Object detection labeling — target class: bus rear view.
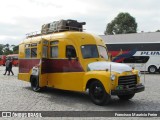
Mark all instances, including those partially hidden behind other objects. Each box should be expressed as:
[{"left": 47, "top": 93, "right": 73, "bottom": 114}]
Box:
[{"left": 0, "top": 55, "right": 6, "bottom": 66}]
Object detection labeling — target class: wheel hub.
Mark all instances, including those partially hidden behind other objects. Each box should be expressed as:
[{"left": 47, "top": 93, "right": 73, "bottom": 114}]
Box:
[{"left": 93, "top": 86, "right": 103, "bottom": 98}]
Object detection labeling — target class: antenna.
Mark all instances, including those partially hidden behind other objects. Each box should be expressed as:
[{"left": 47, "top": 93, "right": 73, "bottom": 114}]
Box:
[{"left": 109, "top": 63, "right": 112, "bottom": 94}]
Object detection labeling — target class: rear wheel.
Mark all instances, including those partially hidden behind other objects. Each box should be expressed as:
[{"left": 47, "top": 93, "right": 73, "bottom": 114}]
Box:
[
  {"left": 89, "top": 81, "right": 110, "bottom": 105},
  {"left": 31, "top": 76, "right": 42, "bottom": 92},
  {"left": 118, "top": 94, "right": 135, "bottom": 100},
  {"left": 148, "top": 65, "right": 157, "bottom": 74}
]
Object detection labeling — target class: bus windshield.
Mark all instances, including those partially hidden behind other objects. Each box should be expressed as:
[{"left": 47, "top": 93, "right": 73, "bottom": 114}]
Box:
[
  {"left": 81, "top": 45, "right": 99, "bottom": 59},
  {"left": 81, "top": 45, "right": 108, "bottom": 60},
  {"left": 97, "top": 45, "right": 109, "bottom": 60}
]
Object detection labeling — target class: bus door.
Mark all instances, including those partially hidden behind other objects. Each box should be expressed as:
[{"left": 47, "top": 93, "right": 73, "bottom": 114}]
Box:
[
  {"left": 48, "top": 40, "right": 84, "bottom": 91},
  {"left": 39, "top": 39, "right": 49, "bottom": 87},
  {"left": 61, "top": 45, "right": 84, "bottom": 91}
]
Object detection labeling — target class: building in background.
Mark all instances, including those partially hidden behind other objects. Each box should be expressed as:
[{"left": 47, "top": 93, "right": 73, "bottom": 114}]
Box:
[{"left": 100, "top": 32, "right": 160, "bottom": 43}]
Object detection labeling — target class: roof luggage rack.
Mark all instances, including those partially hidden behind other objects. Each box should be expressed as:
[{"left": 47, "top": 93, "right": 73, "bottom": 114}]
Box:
[
  {"left": 26, "top": 31, "right": 41, "bottom": 38},
  {"left": 26, "top": 19, "right": 86, "bottom": 38}
]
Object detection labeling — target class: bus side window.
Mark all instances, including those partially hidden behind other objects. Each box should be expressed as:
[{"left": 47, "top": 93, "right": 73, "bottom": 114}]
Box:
[
  {"left": 123, "top": 57, "right": 135, "bottom": 63},
  {"left": 66, "top": 45, "right": 77, "bottom": 58},
  {"left": 43, "top": 46, "right": 48, "bottom": 58},
  {"left": 50, "top": 46, "right": 58, "bottom": 58},
  {"left": 124, "top": 56, "right": 149, "bottom": 63},
  {"left": 25, "top": 48, "right": 30, "bottom": 58},
  {"left": 31, "top": 48, "right": 37, "bottom": 58},
  {"left": 42, "top": 40, "right": 49, "bottom": 58}
]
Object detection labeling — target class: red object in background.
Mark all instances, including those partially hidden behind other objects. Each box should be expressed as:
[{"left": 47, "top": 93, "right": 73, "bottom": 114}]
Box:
[
  {"left": 0, "top": 55, "right": 6, "bottom": 66},
  {"left": 6, "top": 54, "right": 19, "bottom": 66}
]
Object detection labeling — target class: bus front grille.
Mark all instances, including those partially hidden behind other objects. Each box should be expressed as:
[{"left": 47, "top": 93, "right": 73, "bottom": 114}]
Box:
[{"left": 118, "top": 75, "right": 137, "bottom": 88}]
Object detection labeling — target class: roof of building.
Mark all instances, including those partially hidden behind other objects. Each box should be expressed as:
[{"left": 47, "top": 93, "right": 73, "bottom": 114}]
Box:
[{"left": 100, "top": 32, "right": 160, "bottom": 44}]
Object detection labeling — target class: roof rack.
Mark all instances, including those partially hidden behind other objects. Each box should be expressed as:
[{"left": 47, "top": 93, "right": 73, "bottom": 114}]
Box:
[
  {"left": 26, "top": 19, "right": 86, "bottom": 38},
  {"left": 26, "top": 31, "right": 41, "bottom": 38},
  {"left": 26, "top": 26, "right": 85, "bottom": 38}
]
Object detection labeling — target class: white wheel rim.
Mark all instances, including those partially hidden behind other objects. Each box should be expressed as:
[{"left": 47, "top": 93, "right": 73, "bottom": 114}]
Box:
[{"left": 150, "top": 67, "right": 156, "bottom": 73}]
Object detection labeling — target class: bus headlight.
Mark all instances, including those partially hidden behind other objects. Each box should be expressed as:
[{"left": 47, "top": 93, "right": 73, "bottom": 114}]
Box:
[{"left": 110, "top": 74, "right": 116, "bottom": 81}]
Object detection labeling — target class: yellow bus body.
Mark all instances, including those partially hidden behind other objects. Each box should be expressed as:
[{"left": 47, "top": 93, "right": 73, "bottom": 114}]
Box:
[{"left": 18, "top": 31, "right": 144, "bottom": 105}]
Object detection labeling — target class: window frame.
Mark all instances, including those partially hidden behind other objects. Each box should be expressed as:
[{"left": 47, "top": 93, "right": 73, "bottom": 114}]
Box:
[
  {"left": 25, "top": 43, "right": 38, "bottom": 58},
  {"left": 31, "top": 48, "right": 37, "bottom": 58},
  {"left": 50, "top": 46, "right": 58, "bottom": 58},
  {"left": 42, "top": 40, "right": 49, "bottom": 58}
]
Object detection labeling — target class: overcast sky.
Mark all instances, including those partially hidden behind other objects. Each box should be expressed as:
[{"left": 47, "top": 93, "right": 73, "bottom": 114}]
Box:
[{"left": 0, "top": 0, "right": 160, "bottom": 45}]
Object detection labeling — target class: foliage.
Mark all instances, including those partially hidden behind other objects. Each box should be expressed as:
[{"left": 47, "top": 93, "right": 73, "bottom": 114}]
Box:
[
  {"left": 104, "top": 12, "right": 137, "bottom": 35},
  {"left": 13, "top": 45, "right": 19, "bottom": 54},
  {"left": 0, "top": 44, "right": 19, "bottom": 55}
]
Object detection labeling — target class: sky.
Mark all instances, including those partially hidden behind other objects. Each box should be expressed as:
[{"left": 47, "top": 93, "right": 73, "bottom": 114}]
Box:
[{"left": 0, "top": 0, "right": 160, "bottom": 45}]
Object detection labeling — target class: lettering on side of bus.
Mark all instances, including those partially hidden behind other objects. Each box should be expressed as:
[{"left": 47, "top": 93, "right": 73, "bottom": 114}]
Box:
[{"left": 141, "top": 51, "right": 160, "bottom": 55}]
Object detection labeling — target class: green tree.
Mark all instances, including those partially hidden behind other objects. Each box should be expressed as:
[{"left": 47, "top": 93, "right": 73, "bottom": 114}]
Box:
[
  {"left": 0, "top": 44, "right": 4, "bottom": 55},
  {"left": 3, "top": 44, "right": 13, "bottom": 55},
  {"left": 13, "top": 45, "right": 19, "bottom": 54},
  {"left": 104, "top": 12, "right": 137, "bottom": 35},
  {"left": 156, "top": 30, "right": 160, "bottom": 32},
  {"left": 0, "top": 44, "right": 18, "bottom": 55}
]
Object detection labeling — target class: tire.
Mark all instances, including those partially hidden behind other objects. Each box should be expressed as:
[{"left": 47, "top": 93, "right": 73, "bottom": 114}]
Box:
[
  {"left": 30, "top": 76, "right": 42, "bottom": 92},
  {"left": 89, "top": 81, "right": 110, "bottom": 106},
  {"left": 148, "top": 66, "right": 157, "bottom": 74},
  {"left": 118, "top": 94, "right": 135, "bottom": 100}
]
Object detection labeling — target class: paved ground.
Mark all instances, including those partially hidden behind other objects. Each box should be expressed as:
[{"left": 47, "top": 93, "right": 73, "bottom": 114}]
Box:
[{"left": 0, "top": 66, "right": 160, "bottom": 119}]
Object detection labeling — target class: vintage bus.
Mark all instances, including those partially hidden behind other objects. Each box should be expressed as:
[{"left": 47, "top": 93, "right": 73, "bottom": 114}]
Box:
[
  {"left": 18, "top": 27, "right": 144, "bottom": 105},
  {"left": 6, "top": 54, "right": 19, "bottom": 66},
  {"left": 0, "top": 55, "right": 6, "bottom": 66},
  {"left": 106, "top": 42, "right": 160, "bottom": 74}
]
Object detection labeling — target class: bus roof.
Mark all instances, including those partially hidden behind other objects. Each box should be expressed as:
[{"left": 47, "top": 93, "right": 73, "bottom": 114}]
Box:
[{"left": 21, "top": 31, "right": 103, "bottom": 44}]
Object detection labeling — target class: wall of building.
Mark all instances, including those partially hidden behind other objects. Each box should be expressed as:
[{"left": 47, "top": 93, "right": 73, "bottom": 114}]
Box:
[{"left": 100, "top": 32, "right": 160, "bottom": 43}]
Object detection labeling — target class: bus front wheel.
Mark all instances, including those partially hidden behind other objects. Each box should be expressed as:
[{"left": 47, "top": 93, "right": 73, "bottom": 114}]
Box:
[
  {"left": 89, "top": 81, "right": 110, "bottom": 106},
  {"left": 148, "top": 65, "right": 157, "bottom": 74},
  {"left": 30, "top": 76, "right": 42, "bottom": 92}
]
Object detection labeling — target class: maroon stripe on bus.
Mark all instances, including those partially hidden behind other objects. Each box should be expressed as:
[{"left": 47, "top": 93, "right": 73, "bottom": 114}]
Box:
[
  {"left": 19, "top": 59, "right": 40, "bottom": 73},
  {"left": 41, "top": 59, "right": 84, "bottom": 74},
  {"left": 19, "top": 59, "right": 84, "bottom": 73}
]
